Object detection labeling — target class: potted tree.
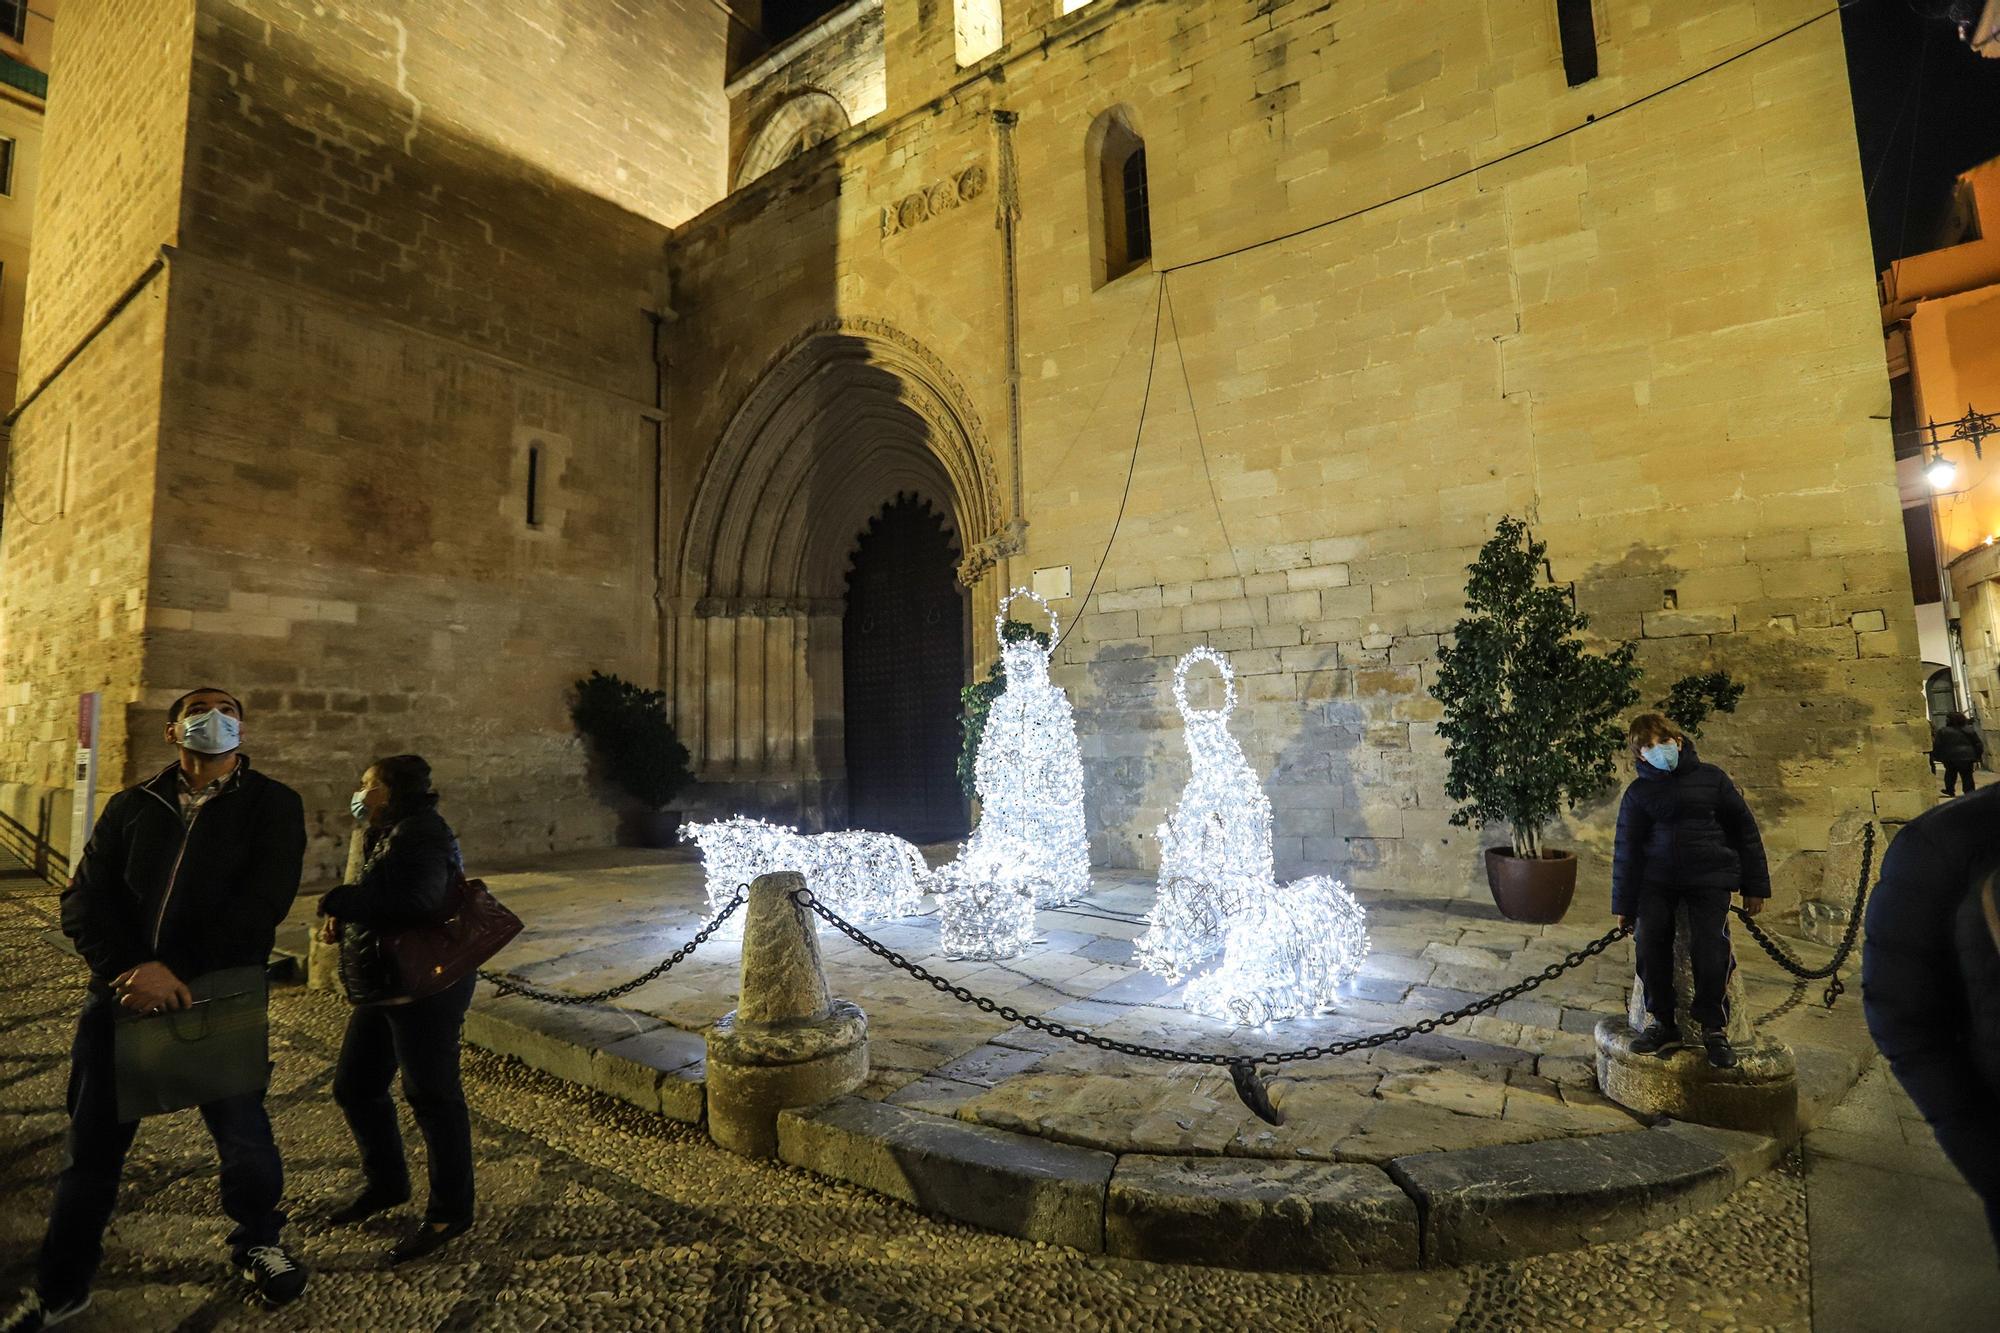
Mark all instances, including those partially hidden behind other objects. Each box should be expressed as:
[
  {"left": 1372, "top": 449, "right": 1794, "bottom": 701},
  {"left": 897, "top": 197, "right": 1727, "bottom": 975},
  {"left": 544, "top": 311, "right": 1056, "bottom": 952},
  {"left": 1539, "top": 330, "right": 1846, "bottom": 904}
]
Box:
[
  {"left": 570, "top": 670, "right": 694, "bottom": 848},
  {"left": 1432, "top": 518, "right": 1641, "bottom": 922}
]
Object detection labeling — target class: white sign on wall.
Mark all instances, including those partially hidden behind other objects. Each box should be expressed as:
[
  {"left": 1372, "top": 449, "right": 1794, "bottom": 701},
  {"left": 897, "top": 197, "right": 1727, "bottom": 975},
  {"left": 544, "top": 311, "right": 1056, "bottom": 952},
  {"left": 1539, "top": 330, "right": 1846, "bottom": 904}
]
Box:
[{"left": 70, "top": 691, "right": 100, "bottom": 862}]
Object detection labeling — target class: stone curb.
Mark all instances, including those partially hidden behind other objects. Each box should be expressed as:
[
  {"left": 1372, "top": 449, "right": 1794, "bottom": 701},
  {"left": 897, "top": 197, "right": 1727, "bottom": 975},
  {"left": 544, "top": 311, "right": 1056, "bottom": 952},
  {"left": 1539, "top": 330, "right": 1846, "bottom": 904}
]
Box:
[{"left": 462, "top": 993, "right": 707, "bottom": 1126}]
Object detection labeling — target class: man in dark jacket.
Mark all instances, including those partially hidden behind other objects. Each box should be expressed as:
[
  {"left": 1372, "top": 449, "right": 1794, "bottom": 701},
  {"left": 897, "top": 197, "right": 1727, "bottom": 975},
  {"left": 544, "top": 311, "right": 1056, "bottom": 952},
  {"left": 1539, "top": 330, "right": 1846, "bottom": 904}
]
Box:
[
  {"left": 1931, "top": 711, "right": 1986, "bottom": 797},
  {"left": 1610, "top": 715, "right": 1771, "bottom": 1069},
  {"left": 1862, "top": 784, "right": 2000, "bottom": 1254},
  {"left": 4, "top": 688, "right": 309, "bottom": 1333}
]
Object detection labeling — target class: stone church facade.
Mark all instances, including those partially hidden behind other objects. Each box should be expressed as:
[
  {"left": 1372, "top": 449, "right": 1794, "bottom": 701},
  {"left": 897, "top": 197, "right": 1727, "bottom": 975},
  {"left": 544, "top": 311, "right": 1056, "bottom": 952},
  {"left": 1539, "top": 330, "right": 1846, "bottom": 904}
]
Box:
[{"left": 0, "top": 0, "right": 1930, "bottom": 898}]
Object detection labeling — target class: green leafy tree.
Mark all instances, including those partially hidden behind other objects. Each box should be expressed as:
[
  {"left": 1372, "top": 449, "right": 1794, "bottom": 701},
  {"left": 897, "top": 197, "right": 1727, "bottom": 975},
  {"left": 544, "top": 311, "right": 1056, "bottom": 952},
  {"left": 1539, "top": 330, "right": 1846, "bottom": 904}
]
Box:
[
  {"left": 1432, "top": 517, "right": 1642, "bottom": 858},
  {"left": 957, "top": 620, "right": 1051, "bottom": 799},
  {"left": 1657, "top": 669, "right": 1744, "bottom": 739},
  {"left": 569, "top": 670, "right": 693, "bottom": 810}
]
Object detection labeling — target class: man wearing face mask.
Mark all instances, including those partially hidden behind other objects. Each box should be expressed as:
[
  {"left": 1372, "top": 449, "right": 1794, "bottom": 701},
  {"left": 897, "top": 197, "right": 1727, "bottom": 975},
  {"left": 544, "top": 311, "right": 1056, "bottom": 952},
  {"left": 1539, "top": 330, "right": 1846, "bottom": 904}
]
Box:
[
  {"left": 4, "top": 688, "right": 309, "bottom": 1333},
  {"left": 1610, "top": 712, "right": 1771, "bottom": 1070}
]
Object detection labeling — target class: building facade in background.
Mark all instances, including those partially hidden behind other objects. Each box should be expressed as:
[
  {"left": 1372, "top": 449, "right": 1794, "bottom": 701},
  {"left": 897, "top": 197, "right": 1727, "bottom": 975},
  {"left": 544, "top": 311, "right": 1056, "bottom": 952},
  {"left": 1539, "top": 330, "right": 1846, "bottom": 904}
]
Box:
[
  {"left": 0, "top": 1, "right": 1931, "bottom": 902},
  {"left": 0, "top": 0, "right": 52, "bottom": 507},
  {"left": 1882, "top": 155, "right": 2000, "bottom": 755}
]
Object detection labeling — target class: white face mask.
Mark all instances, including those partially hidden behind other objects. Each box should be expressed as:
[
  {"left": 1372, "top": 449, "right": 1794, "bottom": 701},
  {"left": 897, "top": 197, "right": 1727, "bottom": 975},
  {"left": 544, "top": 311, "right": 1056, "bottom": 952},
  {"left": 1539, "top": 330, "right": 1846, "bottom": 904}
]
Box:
[
  {"left": 350, "top": 791, "right": 371, "bottom": 821},
  {"left": 177, "top": 710, "right": 242, "bottom": 755}
]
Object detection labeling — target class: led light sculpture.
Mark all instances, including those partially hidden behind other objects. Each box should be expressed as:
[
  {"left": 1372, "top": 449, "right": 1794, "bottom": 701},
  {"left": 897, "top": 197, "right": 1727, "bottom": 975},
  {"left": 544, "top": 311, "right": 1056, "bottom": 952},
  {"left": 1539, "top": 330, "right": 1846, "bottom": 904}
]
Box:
[
  {"left": 684, "top": 815, "right": 928, "bottom": 925},
  {"left": 932, "top": 588, "right": 1092, "bottom": 958},
  {"left": 1136, "top": 647, "right": 1273, "bottom": 981},
  {"left": 1138, "top": 646, "right": 1370, "bottom": 1024}
]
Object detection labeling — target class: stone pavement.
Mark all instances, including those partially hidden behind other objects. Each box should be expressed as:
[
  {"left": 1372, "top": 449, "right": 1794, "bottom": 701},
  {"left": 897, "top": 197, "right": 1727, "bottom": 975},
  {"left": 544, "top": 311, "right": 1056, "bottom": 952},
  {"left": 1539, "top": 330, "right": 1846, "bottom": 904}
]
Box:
[
  {"left": 297, "top": 849, "right": 1886, "bottom": 1268},
  {"left": 4, "top": 868, "right": 1996, "bottom": 1330}
]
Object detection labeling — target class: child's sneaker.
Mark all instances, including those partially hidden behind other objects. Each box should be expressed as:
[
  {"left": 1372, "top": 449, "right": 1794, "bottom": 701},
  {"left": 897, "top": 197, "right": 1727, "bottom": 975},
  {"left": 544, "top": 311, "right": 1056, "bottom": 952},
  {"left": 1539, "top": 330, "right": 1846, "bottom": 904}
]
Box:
[
  {"left": 1702, "top": 1029, "right": 1739, "bottom": 1069},
  {"left": 1629, "top": 1022, "right": 1682, "bottom": 1056}
]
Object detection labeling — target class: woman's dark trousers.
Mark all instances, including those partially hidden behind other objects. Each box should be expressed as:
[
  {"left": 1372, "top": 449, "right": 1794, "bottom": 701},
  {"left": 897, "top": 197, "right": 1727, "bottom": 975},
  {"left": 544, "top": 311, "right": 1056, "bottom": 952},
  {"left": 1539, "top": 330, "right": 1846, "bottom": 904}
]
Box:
[
  {"left": 1634, "top": 885, "right": 1734, "bottom": 1031},
  {"left": 1944, "top": 762, "right": 1977, "bottom": 796},
  {"left": 333, "top": 974, "right": 476, "bottom": 1224}
]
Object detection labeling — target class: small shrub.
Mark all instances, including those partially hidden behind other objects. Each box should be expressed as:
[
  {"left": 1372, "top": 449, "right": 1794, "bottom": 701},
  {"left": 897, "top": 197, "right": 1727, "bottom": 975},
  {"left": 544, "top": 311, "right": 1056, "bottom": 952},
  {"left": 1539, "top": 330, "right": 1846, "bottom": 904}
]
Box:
[{"left": 569, "top": 670, "right": 692, "bottom": 811}]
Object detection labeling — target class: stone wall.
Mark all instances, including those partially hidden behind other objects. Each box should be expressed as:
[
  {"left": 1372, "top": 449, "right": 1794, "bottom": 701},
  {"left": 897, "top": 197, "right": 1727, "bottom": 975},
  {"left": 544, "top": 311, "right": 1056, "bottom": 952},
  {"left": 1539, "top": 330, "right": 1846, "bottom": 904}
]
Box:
[
  {"left": 667, "top": 0, "right": 1930, "bottom": 902},
  {"left": 1, "top": 0, "right": 736, "bottom": 881},
  {"left": 729, "top": 0, "right": 887, "bottom": 187}
]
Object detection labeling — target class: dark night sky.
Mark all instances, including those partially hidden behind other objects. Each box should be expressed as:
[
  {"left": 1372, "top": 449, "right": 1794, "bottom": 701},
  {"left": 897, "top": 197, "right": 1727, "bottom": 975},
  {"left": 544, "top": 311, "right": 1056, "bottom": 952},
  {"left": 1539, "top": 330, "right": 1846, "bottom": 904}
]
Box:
[
  {"left": 754, "top": 1, "right": 1999, "bottom": 270},
  {"left": 1840, "top": 0, "right": 2000, "bottom": 270}
]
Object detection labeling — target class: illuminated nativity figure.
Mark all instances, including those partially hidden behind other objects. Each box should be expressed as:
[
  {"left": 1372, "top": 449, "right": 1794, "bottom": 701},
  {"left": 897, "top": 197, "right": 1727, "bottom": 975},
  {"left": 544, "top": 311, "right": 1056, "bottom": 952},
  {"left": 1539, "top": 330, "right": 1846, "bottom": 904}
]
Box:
[
  {"left": 1137, "top": 645, "right": 1371, "bottom": 1024},
  {"left": 932, "top": 589, "right": 1093, "bottom": 958}
]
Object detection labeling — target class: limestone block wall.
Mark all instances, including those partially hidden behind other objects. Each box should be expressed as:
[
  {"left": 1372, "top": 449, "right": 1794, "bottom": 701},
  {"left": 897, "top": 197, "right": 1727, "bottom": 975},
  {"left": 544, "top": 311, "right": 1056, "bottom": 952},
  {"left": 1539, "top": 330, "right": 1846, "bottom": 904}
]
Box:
[{"left": 669, "top": 0, "right": 1930, "bottom": 902}]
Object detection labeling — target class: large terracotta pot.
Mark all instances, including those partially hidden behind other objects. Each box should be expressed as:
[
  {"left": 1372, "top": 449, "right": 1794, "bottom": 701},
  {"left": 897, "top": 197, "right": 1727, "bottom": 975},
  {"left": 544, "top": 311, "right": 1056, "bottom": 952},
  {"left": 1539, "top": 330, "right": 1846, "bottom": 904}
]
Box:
[{"left": 1484, "top": 847, "right": 1578, "bottom": 923}]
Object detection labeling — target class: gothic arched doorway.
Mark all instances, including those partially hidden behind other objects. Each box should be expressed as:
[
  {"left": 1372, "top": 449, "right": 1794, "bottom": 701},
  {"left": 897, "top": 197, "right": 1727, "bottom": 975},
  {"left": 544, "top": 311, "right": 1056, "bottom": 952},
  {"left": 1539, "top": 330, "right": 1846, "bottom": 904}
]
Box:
[{"left": 842, "top": 494, "right": 969, "bottom": 842}]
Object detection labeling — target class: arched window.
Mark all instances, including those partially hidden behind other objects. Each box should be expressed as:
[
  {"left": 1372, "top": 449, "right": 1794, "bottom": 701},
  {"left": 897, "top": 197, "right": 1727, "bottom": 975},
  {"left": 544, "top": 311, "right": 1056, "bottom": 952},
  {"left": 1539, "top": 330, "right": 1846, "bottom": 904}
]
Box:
[
  {"left": 955, "top": 0, "right": 1003, "bottom": 66},
  {"left": 1086, "top": 106, "right": 1152, "bottom": 287},
  {"left": 736, "top": 90, "right": 851, "bottom": 188}
]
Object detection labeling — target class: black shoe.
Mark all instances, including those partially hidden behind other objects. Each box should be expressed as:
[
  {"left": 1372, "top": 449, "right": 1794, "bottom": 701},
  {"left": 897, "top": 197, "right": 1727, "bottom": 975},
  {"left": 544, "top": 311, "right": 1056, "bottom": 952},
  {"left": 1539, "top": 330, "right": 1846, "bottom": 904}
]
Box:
[
  {"left": 1703, "top": 1029, "right": 1739, "bottom": 1069},
  {"left": 1629, "top": 1021, "right": 1683, "bottom": 1056},
  {"left": 329, "top": 1184, "right": 411, "bottom": 1225},
  {"left": 235, "top": 1243, "right": 309, "bottom": 1307},
  {"left": 389, "top": 1218, "right": 471, "bottom": 1265},
  {"left": 1, "top": 1289, "right": 90, "bottom": 1333}
]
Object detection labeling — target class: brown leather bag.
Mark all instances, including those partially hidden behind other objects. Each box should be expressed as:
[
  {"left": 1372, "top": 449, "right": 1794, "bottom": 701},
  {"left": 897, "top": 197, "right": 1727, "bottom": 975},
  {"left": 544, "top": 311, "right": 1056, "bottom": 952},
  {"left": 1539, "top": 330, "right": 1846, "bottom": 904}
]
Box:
[{"left": 379, "top": 870, "right": 523, "bottom": 1002}]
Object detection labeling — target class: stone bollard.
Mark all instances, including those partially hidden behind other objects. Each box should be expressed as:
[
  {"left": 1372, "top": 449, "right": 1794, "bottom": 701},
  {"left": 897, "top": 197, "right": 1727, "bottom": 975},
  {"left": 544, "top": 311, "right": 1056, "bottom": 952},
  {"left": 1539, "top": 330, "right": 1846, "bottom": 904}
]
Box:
[
  {"left": 705, "top": 871, "right": 869, "bottom": 1158},
  {"left": 1594, "top": 902, "right": 1798, "bottom": 1138},
  {"left": 307, "top": 826, "right": 366, "bottom": 992}
]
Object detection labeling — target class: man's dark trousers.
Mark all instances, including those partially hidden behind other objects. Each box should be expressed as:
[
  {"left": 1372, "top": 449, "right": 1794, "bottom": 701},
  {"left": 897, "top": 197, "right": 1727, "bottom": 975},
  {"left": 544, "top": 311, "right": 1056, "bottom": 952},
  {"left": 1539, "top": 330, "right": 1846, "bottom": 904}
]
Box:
[
  {"left": 1944, "top": 762, "right": 1978, "bottom": 796},
  {"left": 36, "top": 994, "right": 285, "bottom": 1305},
  {"left": 1634, "top": 885, "right": 1734, "bottom": 1030}
]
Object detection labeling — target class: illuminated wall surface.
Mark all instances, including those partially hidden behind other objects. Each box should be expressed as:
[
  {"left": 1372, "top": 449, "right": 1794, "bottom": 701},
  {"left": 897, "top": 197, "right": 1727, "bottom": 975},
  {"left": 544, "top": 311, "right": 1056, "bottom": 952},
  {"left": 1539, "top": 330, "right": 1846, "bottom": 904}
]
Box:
[{"left": 0, "top": 1, "right": 1931, "bottom": 907}]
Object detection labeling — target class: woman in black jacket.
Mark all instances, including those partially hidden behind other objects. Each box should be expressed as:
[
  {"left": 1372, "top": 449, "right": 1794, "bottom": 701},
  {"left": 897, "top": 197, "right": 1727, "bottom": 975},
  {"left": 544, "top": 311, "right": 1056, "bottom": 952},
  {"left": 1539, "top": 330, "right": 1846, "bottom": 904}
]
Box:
[
  {"left": 1610, "top": 714, "right": 1771, "bottom": 1069},
  {"left": 317, "top": 754, "right": 476, "bottom": 1263}
]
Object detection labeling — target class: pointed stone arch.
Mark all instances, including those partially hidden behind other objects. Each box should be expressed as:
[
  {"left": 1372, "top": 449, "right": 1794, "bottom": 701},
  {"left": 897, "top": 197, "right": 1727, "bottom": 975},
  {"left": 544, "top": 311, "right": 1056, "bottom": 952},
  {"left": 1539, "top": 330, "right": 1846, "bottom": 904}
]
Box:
[
  {"left": 671, "top": 318, "right": 1008, "bottom": 825},
  {"left": 735, "top": 89, "right": 851, "bottom": 188}
]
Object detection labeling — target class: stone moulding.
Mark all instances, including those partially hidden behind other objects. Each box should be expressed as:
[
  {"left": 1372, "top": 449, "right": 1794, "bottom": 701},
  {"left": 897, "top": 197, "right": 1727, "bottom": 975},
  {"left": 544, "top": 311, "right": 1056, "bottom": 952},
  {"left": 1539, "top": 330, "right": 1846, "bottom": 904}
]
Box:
[{"left": 879, "top": 164, "right": 990, "bottom": 238}]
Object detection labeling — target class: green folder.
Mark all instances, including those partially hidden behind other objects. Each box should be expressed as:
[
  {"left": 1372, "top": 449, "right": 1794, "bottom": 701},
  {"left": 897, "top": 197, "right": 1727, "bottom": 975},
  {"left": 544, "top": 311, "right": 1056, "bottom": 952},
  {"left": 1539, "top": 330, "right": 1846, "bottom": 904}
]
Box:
[{"left": 113, "top": 966, "right": 271, "bottom": 1123}]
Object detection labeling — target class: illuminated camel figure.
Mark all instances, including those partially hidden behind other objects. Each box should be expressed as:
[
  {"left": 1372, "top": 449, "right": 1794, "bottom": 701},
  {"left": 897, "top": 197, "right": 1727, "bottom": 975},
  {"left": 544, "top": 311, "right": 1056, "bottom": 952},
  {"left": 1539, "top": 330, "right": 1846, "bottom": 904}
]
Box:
[
  {"left": 1135, "top": 646, "right": 1273, "bottom": 981},
  {"left": 1138, "top": 646, "right": 1371, "bottom": 1025},
  {"left": 683, "top": 816, "right": 929, "bottom": 925},
  {"left": 932, "top": 589, "right": 1092, "bottom": 958}
]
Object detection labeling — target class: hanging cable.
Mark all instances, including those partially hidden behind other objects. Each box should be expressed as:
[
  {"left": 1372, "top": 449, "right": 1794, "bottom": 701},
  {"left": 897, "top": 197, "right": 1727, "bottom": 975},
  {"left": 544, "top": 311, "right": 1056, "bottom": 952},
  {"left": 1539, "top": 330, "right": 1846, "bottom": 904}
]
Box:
[
  {"left": 1053, "top": 274, "right": 1165, "bottom": 655},
  {"left": 1161, "top": 273, "right": 1242, "bottom": 581}
]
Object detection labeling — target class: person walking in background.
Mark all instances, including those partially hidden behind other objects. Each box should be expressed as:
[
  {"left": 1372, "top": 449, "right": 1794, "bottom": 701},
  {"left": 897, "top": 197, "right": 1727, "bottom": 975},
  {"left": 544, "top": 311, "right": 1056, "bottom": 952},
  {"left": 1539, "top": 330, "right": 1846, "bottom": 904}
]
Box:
[
  {"left": 5, "top": 688, "right": 309, "bottom": 1333},
  {"left": 1863, "top": 783, "right": 2000, "bottom": 1257},
  {"left": 318, "top": 754, "right": 479, "bottom": 1264},
  {"left": 1610, "top": 713, "right": 1772, "bottom": 1071},
  {"left": 1931, "top": 711, "right": 1986, "bottom": 797}
]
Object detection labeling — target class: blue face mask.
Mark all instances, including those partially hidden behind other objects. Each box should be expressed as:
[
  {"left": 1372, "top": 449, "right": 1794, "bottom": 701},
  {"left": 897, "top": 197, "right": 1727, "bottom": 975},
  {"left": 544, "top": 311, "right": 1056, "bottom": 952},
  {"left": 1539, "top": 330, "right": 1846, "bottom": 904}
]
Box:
[{"left": 1641, "top": 743, "right": 1680, "bottom": 772}]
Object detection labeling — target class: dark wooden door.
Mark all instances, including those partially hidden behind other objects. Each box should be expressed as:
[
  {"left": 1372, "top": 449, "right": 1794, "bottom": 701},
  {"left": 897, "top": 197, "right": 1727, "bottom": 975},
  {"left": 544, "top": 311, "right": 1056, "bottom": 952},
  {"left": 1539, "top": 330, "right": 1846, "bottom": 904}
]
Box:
[{"left": 843, "top": 494, "right": 969, "bottom": 843}]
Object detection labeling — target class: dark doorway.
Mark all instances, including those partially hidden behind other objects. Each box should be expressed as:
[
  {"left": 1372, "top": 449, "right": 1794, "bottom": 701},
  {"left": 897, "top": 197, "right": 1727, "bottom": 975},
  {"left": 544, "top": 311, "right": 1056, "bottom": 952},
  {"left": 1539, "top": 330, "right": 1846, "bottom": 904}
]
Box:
[{"left": 842, "top": 494, "right": 969, "bottom": 843}]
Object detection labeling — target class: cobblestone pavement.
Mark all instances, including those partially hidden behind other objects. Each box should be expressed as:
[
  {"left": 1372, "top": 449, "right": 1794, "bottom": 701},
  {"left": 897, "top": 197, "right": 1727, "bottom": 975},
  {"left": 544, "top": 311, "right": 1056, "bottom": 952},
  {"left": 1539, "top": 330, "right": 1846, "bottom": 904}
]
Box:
[{"left": 0, "top": 876, "right": 1838, "bottom": 1331}]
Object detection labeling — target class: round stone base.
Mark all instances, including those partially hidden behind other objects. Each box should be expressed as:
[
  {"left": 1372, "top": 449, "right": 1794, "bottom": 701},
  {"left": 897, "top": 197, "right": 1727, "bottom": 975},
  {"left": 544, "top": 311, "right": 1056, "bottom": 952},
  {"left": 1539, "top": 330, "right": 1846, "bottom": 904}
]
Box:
[
  {"left": 1594, "top": 1018, "right": 1798, "bottom": 1139},
  {"left": 707, "top": 998, "right": 870, "bottom": 1158}
]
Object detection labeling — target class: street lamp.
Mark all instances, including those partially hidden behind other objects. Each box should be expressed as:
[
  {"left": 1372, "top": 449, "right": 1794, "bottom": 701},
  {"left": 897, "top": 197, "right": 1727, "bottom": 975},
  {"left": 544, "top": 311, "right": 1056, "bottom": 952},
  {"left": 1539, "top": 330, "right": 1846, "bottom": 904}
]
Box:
[{"left": 1926, "top": 448, "right": 1959, "bottom": 490}]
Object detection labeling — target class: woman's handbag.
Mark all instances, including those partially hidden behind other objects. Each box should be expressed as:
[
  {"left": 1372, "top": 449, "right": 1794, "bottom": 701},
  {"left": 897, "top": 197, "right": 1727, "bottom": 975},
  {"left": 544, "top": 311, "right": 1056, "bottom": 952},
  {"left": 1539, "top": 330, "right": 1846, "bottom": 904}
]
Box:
[
  {"left": 113, "top": 965, "right": 270, "bottom": 1122},
  {"left": 376, "top": 870, "right": 522, "bottom": 1003}
]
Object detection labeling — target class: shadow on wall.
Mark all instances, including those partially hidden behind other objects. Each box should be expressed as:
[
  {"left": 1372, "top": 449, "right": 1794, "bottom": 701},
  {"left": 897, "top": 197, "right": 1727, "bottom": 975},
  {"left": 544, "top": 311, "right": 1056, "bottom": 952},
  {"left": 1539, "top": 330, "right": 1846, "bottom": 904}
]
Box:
[
  {"left": 1268, "top": 682, "right": 1366, "bottom": 887},
  {"left": 1553, "top": 542, "right": 1837, "bottom": 913},
  {"left": 1072, "top": 641, "right": 1169, "bottom": 869}
]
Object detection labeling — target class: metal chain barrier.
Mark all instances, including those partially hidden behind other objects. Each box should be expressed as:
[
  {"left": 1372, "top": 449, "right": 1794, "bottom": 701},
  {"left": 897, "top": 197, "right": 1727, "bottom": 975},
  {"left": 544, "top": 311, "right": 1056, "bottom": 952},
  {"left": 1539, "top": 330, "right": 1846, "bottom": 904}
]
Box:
[
  {"left": 477, "top": 886, "right": 747, "bottom": 1006},
  {"left": 793, "top": 886, "right": 1631, "bottom": 1072},
  {"left": 1729, "top": 822, "right": 1875, "bottom": 1008}
]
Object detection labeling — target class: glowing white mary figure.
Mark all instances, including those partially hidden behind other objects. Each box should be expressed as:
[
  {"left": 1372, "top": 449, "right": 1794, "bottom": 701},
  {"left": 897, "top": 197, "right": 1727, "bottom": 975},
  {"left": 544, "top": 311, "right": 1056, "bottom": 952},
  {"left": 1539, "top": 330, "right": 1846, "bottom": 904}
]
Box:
[
  {"left": 1138, "top": 645, "right": 1371, "bottom": 1024},
  {"left": 934, "top": 588, "right": 1092, "bottom": 957},
  {"left": 1136, "top": 647, "right": 1271, "bottom": 981}
]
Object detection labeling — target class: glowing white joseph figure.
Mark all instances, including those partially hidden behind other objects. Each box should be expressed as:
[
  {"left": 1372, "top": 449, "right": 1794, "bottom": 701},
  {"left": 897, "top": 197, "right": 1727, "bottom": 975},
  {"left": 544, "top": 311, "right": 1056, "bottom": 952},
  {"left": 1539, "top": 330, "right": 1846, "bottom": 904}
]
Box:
[
  {"left": 1138, "top": 646, "right": 1371, "bottom": 1024},
  {"left": 932, "top": 589, "right": 1092, "bottom": 957}
]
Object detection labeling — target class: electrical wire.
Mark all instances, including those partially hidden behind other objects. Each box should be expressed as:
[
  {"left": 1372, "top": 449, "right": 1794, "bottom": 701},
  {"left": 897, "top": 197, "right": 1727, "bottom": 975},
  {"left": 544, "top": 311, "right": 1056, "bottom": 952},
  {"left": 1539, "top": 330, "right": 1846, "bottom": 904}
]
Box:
[
  {"left": 1053, "top": 274, "right": 1164, "bottom": 656},
  {"left": 1161, "top": 273, "right": 1241, "bottom": 581}
]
